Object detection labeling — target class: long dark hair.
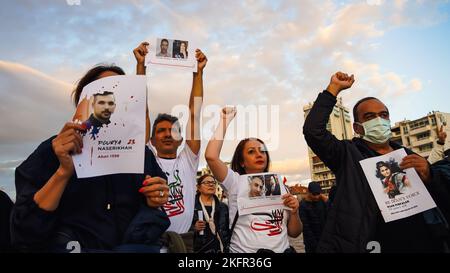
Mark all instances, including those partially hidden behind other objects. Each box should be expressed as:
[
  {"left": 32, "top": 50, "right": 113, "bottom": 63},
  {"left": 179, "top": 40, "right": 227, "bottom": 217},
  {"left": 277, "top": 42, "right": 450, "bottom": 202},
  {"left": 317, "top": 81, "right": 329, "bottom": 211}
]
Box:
[
  {"left": 231, "top": 138, "right": 270, "bottom": 175},
  {"left": 71, "top": 64, "right": 125, "bottom": 107}
]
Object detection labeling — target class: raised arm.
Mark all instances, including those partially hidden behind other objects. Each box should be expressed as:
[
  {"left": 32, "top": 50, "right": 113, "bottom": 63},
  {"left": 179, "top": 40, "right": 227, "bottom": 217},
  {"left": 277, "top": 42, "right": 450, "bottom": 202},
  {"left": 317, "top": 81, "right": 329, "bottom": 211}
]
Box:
[
  {"left": 428, "top": 125, "right": 447, "bottom": 164},
  {"left": 133, "top": 42, "right": 152, "bottom": 143},
  {"left": 186, "top": 49, "right": 207, "bottom": 155},
  {"left": 205, "top": 107, "right": 236, "bottom": 182},
  {"left": 303, "top": 72, "right": 355, "bottom": 173},
  {"left": 133, "top": 41, "right": 149, "bottom": 76}
]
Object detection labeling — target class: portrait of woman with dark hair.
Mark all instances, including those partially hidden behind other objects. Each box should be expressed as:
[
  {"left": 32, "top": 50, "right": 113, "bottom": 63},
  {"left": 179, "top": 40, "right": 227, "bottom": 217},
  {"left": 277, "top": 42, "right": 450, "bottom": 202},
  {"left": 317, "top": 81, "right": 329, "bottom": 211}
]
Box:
[
  {"left": 174, "top": 41, "right": 188, "bottom": 59},
  {"left": 375, "top": 160, "right": 411, "bottom": 199}
]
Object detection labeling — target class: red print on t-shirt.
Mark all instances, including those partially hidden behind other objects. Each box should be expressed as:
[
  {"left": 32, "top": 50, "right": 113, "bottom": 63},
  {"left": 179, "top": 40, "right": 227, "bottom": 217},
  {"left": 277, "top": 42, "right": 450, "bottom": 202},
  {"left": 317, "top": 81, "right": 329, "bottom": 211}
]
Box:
[{"left": 250, "top": 209, "right": 284, "bottom": 236}]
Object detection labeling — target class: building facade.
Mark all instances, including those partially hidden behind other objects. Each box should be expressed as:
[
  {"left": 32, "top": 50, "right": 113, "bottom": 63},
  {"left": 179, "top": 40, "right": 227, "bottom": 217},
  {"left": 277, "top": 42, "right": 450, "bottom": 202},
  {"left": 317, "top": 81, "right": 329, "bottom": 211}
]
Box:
[
  {"left": 391, "top": 111, "right": 449, "bottom": 158},
  {"left": 303, "top": 97, "right": 353, "bottom": 194}
]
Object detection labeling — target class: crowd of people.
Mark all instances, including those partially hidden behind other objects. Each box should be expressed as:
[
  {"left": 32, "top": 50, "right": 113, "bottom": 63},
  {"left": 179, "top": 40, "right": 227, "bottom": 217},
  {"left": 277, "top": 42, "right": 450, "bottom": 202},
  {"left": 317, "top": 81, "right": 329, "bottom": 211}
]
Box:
[{"left": 0, "top": 42, "right": 449, "bottom": 253}]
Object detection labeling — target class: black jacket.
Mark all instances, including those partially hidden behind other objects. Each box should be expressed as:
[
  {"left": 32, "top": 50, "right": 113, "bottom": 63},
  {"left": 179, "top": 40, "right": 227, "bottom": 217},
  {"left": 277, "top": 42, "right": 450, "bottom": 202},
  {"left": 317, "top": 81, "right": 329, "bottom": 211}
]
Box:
[
  {"left": 0, "top": 190, "right": 13, "bottom": 252},
  {"left": 11, "top": 136, "right": 169, "bottom": 252},
  {"left": 428, "top": 158, "right": 450, "bottom": 226},
  {"left": 299, "top": 199, "right": 328, "bottom": 252},
  {"left": 191, "top": 193, "right": 230, "bottom": 253},
  {"left": 303, "top": 91, "right": 449, "bottom": 253}
]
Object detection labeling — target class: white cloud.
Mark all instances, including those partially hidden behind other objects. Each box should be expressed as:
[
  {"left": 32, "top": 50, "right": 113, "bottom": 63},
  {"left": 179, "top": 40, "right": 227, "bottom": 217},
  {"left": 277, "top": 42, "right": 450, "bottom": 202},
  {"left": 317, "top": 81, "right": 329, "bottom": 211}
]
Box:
[
  {"left": 271, "top": 158, "right": 310, "bottom": 176},
  {"left": 0, "top": 0, "right": 447, "bottom": 190},
  {"left": 0, "top": 60, "right": 73, "bottom": 144}
]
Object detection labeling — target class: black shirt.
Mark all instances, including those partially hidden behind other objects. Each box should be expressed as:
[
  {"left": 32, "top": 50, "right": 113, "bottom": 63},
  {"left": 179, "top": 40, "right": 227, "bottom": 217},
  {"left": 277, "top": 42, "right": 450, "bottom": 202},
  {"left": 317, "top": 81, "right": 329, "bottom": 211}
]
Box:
[
  {"left": 0, "top": 191, "right": 13, "bottom": 252},
  {"left": 11, "top": 136, "right": 167, "bottom": 252}
]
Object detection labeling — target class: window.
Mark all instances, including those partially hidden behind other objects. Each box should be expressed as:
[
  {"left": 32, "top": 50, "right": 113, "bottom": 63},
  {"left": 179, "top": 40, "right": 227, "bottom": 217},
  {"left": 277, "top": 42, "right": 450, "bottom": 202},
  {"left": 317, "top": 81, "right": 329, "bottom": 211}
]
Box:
[
  {"left": 419, "top": 143, "right": 433, "bottom": 152},
  {"left": 410, "top": 119, "right": 429, "bottom": 130},
  {"left": 431, "top": 116, "right": 436, "bottom": 125},
  {"left": 416, "top": 132, "right": 430, "bottom": 141},
  {"left": 312, "top": 156, "right": 322, "bottom": 164}
]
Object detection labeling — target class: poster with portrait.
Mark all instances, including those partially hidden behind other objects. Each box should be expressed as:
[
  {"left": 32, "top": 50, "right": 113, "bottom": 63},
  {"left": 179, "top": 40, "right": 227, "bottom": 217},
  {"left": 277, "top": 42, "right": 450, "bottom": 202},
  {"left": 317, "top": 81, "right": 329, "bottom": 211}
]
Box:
[
  {"left": 72, "top": 75, "right": 147, "bottom": 178},
  {"left": 145, "top": 37, "right": 198, "bottom": 72},
  {"left": 359, "top": 149, "right": 436, "bottom": 222},
  {"left": 237, "top": 172, "right": 290, "bottom": 216}
]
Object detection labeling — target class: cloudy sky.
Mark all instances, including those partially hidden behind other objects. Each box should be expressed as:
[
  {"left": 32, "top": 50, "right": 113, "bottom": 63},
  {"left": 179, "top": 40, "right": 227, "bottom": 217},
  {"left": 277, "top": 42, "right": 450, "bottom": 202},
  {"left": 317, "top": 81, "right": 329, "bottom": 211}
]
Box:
[{"left": 1, "top": 0, "right": 450, "bottom": 200}]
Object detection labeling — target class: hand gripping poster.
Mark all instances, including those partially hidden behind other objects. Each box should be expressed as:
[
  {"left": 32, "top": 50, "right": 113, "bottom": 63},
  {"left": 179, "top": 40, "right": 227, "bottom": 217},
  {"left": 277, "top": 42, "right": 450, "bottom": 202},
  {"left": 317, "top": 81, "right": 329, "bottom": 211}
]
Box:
[
  {"left": 237, "top": 172, "right": 290, "bottom": 216},
  {"left": 72, "top": 75, "right": 147, "bottom": 178},
  {"left": 359, "top": 149, "right": 436, "bottom": 222}
]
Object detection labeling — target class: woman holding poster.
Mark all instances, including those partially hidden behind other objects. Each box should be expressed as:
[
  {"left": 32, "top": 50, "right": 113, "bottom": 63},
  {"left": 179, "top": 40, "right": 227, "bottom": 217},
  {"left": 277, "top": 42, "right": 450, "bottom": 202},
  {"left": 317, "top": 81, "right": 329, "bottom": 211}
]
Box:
[
  {"left": 205, "top": 107, "right": 302, "bottom": 253},
  {"left": 10, "top": 43, "right": 170, "bottom": 253}
]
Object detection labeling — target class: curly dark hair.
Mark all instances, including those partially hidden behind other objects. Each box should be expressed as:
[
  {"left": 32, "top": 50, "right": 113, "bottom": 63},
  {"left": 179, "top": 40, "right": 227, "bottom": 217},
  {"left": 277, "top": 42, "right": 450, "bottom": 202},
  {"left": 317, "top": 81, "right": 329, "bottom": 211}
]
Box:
[{"left": 375, "top": 158, "right": 403, "bottom": 180}]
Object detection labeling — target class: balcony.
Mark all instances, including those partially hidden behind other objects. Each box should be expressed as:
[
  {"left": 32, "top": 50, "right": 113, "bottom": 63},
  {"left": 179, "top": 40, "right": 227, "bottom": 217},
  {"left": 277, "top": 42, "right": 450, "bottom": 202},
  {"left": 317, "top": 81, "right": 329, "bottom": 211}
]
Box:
[
  {"left": 409, "top": 125, "right": 431, "bottom": 136},
  {"left": 417, "top": 150, "right": 432, "bottom": 158},
  {"left": 412, "top": 138, "right": 433, "bottom": 147},
  {"left": 391, "top": 131, "right": 402, "bottom": 137},
  {"left": 313, "top": 167, "right": 330, "bottom": 174}
]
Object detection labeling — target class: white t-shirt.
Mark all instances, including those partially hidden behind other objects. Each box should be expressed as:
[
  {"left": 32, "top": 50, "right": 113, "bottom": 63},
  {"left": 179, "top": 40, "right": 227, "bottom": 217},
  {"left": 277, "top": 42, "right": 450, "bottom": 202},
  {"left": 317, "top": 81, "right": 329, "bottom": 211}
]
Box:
[
  {"left": 150, "top": 145, "right": 199, "bottom": 234},
  {"left": 222, "top": 168, "right": 290, "bottom": 253}
]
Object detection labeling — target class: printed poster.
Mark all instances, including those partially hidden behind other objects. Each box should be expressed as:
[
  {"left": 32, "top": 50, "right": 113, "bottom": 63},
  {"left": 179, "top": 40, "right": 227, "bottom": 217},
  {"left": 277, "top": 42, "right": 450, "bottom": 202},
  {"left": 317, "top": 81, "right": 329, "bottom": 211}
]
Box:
[
  {"left": 359, "top": 149, "right": 436, "bottom": 222},
  {"left": 72, "top": 75, "right": 147, "bottom": 178}
]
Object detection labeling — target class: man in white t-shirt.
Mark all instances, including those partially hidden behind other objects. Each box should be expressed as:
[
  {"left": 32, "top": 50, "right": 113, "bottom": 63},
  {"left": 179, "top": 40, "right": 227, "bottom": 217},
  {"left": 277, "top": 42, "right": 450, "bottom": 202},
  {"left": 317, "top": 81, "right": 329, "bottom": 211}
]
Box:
[{"left": 148, "top": 49, "right": 207, "bottom": 252}]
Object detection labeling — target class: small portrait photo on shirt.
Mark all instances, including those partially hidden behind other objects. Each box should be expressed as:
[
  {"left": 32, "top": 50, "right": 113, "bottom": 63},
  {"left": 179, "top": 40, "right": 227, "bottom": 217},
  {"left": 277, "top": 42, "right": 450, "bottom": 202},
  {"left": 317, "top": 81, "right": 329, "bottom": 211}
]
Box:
[
  {"left": 263, "top": 174, "right": 282, "bottom": 196},
  {"left": 247, "top": 175, "right": 265, "bottom": 198}
]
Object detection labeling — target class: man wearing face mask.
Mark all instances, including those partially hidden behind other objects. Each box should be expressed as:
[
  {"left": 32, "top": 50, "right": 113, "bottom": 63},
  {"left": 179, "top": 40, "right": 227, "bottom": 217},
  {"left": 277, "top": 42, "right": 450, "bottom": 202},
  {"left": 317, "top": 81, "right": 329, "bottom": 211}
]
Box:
[{"left": 303, "top": 71, "right": 449, "bottom": 253}]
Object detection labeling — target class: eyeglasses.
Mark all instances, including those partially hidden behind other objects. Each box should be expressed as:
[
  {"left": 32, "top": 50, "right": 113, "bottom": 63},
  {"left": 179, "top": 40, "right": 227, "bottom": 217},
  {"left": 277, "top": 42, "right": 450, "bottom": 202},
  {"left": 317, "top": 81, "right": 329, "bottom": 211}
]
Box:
[{"left": 201, "top": 180, "right": 217, "bottom": 186}]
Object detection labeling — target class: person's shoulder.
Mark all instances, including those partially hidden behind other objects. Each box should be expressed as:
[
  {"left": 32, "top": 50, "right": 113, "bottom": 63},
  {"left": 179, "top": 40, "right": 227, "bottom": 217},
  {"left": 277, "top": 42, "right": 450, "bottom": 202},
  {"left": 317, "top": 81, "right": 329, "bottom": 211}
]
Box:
[
  {"left": 145, "top": 145, "right": 155, "bottom": 158},
  {"left": 32, "top": 136, "right": 58, "bottom": 157},
  {"left": 299, "top": 199, "right": 309, "bottom": 207},
  {"left": 16, "top": 136, "right": 59, "bottom": 175},
  {"left": 180, "top": 144, "right": 199, "bottom": 160},
  {"left": 0, "top": 190, "right": 13, "bottom": 205}
]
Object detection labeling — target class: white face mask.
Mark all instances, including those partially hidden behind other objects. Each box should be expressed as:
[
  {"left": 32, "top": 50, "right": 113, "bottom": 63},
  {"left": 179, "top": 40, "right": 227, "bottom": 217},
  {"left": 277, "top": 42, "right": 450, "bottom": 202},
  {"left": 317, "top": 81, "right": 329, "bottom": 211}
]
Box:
[{"left": 356, "top": 117, "right": 392, "bottom": 144}]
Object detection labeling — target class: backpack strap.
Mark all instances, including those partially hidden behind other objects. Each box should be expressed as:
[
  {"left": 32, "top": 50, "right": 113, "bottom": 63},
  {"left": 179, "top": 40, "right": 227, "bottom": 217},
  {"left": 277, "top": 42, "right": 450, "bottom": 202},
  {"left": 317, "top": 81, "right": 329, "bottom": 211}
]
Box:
[{"left": 230, "top": 211, "right": 239, "bottom": 234}]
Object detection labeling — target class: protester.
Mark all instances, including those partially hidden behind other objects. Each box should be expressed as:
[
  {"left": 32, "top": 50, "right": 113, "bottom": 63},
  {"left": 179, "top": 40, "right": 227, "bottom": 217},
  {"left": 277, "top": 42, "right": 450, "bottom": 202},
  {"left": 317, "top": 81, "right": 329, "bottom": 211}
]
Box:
[
  {"left": 303, "top": 71, "right": 449, "bottom": 252},
  {"left": 299, "top": 182, "right": 328, "bottom": 253},
  {"left": 205, "top": 107, "right": 302, "bottom": 253},
  {"left": 10, "top": 43, "right": 170, "bottom": 252},
  {"left": 191, "top": 174, "right": 230, "bottom": 253},
  {"left": 145, "top": 46, "right": 207, "bottom": 252},
  {"left": 428, "top": 125, "right": 448, "bottom": 164}
]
